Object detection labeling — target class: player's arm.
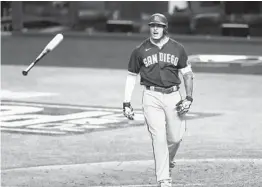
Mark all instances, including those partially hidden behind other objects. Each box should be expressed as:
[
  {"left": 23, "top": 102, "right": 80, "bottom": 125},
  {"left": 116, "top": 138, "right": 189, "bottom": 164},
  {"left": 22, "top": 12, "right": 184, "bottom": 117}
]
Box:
[
  {"left": 124, "top": 71, "right": 138, "bottom": 103},
  {"left": 123, "top": 72, "right": 138, "bottom": 120},
  {"left": 180, "top": 66, "right": 193, "bottom": 99},
  {"left": 123, "top": 48, "right": 141, "bottom": 120},
  {"left": 176, "top": 46, "right": 193, "bottom": 115},
  {"left": 178, "top": 46, "right": 194, "bottom": 100}
]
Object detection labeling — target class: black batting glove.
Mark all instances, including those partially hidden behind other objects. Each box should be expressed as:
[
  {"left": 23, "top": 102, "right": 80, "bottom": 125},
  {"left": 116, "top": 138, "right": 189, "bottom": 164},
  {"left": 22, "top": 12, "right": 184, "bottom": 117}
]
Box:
[
  {"left": 176, "top": 96, "right": 193, "bottom": 116},
  {"left": 123, "top": 102, "right": 134, "bottom": 120}
]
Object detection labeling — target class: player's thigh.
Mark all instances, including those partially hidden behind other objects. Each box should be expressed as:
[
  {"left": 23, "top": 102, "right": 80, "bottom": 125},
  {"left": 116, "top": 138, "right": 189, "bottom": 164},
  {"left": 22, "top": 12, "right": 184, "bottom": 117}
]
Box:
[
  {"left": 143, "top": 90, "right": 166, "bottom": 137},
  {"left": 164, "top": 91, "right": 186, "bottom": 142}
]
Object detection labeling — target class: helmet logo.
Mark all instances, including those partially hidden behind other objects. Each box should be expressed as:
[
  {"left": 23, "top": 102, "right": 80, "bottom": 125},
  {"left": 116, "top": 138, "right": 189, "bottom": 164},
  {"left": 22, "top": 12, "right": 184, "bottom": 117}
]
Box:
[{"left": 154, "top": 16, "right": 161, "bottom": 22}]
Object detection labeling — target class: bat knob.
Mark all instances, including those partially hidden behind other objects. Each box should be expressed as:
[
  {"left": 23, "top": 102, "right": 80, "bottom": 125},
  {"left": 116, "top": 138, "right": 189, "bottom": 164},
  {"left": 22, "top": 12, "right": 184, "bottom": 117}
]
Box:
[{"left": 22, "top": 71, "right": 28, "bottom": 76}]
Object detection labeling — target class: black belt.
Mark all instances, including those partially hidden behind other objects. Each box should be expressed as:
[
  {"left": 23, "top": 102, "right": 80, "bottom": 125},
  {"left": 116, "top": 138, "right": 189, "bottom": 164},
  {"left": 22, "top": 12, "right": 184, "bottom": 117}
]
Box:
[{"left": 145, "top": 85, "right": 179, "bottom": 94}]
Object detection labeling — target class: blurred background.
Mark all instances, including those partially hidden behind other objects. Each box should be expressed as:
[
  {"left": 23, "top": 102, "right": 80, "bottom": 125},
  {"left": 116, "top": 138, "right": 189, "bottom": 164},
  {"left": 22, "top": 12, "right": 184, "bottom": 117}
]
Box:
[{"left": 1, "top": 1, "right": 262, "bottom": 38}]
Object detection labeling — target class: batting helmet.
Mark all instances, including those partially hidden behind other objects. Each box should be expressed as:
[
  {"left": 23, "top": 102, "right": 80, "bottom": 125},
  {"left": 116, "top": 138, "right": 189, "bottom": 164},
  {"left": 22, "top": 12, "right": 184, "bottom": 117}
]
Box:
[{"left": 148, "top": 13, "right": 168, "bottom": 27}]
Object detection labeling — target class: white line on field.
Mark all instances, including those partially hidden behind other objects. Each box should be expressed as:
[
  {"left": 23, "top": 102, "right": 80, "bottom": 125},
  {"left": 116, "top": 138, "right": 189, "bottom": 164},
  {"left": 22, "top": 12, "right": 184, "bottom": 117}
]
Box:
[
  {"left": 174, "top": 158, "right": 262, "bottom": 163},
  {"left": 0, "top": 127, "right": 66, "bottom": 135},
  {"left": 89, "top": 184, "right": 204, "bottom": 187},
  {"left": 89, "top": 181, "right": 262, "bottom": 187},
  {"left": 3, "top": 158, "right": 262, "bottom": 172},
  {"left": 1, "top": 90, "right": 58, "bottom": 99},
  {"left": 1, "top": 101, "right": 124, "bottom": 112}
]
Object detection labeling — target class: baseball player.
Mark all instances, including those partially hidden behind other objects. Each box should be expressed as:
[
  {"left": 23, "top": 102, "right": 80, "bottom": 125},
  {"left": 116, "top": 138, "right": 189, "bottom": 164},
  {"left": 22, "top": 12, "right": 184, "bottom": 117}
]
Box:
[{"left": 123, "top": 13, "right": 194, "bottom": 187}]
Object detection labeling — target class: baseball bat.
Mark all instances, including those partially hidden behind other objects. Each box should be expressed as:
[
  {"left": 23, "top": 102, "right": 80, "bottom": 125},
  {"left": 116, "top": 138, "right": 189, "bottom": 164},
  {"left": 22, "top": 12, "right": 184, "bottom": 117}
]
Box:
[{"left": 22, "top": 33, "right": 64, "bottom": 76}]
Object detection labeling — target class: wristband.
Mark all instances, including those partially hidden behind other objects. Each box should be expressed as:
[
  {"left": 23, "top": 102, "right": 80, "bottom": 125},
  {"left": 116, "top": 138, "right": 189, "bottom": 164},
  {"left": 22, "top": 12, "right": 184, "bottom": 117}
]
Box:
[
  {"left": 186, "top": 96, "right": 193, "bottom": 102},
  {"left": 123, "top": 102, "right": 131, "bottom": 108}
]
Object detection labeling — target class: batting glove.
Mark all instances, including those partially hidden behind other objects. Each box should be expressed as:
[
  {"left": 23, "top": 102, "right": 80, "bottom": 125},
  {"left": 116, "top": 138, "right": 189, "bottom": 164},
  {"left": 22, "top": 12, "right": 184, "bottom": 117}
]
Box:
[
  {"left": 176, "top": 96, "right": 193, "bottom": 116},
  {"left": 123, "top": 102, "right": 134, "bottom": 120}
]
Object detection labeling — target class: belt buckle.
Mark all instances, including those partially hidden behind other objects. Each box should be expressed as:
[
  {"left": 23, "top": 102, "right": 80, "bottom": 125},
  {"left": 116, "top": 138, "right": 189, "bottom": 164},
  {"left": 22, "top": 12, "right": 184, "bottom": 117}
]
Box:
[{"left": 165, "top": 87, "right": 172, "bottom": 94}]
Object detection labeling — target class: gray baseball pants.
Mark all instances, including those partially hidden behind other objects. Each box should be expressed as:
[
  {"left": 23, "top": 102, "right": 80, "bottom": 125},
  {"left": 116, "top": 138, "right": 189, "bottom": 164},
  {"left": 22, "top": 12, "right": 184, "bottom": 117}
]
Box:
[{"left": 142, "top": 87, "right": 187, "bottom": 182}]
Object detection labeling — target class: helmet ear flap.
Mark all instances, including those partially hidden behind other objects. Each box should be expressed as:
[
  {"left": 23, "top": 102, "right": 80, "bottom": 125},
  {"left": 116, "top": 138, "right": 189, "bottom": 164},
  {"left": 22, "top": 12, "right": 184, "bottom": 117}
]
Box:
[{"left": 164, "top": 26, "right": 168, "bottom": 35}]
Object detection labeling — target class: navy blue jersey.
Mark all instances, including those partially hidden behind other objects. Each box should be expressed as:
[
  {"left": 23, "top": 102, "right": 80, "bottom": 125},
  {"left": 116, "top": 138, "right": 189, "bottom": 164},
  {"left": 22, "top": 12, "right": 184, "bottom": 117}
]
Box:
[{"left": 128, "top": 38, "right": 188, "bottom": 88}]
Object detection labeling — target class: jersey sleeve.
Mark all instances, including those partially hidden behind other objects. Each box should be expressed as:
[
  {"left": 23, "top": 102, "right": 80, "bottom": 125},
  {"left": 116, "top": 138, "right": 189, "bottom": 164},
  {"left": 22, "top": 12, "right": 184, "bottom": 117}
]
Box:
[
  {"left": 177, "top": 46, "right": 188, "bottom": 69},
  {"left": 128, "top": 48, "right": 142, "bottom": 74}
]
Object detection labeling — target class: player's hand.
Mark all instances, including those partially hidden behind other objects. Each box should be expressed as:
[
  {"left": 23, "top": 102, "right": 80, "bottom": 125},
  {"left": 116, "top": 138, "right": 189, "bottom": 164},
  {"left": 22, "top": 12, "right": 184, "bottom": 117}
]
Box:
[
  {"left": 123, "top": 102, "right": 134, "bottom": 120},
  {"left": 176, "top": 96, "right": 193, "bottom": 116}
]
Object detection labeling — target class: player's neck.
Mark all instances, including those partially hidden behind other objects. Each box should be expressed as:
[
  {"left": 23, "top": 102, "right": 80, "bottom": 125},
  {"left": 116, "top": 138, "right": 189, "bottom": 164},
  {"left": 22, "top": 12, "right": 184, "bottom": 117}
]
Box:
[{"left": 150, "top": 36, "right": 169, "bottom": 47}]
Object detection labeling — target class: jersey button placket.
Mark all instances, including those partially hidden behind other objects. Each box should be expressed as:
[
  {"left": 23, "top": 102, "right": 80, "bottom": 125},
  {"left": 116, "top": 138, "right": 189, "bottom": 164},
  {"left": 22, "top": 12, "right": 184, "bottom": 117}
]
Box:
[{"left": 157, "top": 47, "right": 165, "bottom": 91}]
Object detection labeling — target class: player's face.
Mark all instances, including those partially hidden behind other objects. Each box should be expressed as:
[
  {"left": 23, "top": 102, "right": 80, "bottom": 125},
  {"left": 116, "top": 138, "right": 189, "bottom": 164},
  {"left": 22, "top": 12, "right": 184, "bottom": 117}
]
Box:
[{"left": 149, "top": 24, "right": 165, "bottom": 40}]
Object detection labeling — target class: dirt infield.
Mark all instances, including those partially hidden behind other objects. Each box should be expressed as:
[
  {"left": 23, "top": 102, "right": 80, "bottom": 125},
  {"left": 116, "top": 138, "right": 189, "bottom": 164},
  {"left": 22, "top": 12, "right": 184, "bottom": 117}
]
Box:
[
  {"left": 3, "top": 159, "right": 262, "bottom": 186},
  {"left": 1, "top": 35, "right": 262, "bottom": 186},
  {"left": 1, "top": 64, "right": 262, "bottom": 187}
]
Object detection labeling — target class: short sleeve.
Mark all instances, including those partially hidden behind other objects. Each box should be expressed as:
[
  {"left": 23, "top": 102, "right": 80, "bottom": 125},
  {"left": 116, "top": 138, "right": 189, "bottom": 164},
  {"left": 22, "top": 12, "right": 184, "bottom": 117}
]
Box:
[
  {"left": 177, "top": 46, "right": 188, "bottom": 69},
  {"left": 128, "top": 48, "right": 142, "bottom": 74}
]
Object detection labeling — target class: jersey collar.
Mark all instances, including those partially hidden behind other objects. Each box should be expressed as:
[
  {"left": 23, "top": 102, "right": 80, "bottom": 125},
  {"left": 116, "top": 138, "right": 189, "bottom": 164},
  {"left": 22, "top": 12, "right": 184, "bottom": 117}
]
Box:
[{"left": 149, "top": 36, "right": 170, "bottom": 49}]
